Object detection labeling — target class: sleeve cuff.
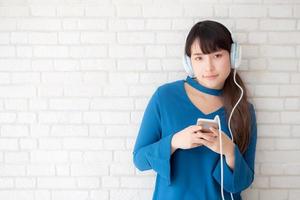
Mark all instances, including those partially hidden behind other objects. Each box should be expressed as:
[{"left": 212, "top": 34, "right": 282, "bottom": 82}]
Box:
[
  {"left": 212, "top": 144, "right": 244, "bottom": 193},
  {"left": 146, "top": 134, "right": 173, "bottom": 185}
]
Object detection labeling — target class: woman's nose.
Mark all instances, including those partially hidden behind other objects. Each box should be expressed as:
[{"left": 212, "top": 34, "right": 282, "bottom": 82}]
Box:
[{"left": 205, "top": 57, "right": 215, "bottom": 71}]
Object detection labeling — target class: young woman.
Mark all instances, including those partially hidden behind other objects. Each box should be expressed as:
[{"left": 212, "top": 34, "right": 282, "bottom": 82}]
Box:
[{"left": 132, "top": 20, "right": 257, "bottom": 200}]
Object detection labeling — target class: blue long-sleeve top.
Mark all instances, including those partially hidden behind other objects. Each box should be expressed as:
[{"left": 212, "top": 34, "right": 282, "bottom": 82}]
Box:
[{"left": 132, "top": 79, "right": 257, "bottom": 200}]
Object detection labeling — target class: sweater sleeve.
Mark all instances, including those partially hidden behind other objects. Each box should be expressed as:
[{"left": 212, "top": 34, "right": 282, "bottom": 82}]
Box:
[
  {"left": 212, "top": 103, "right": 258, "bottom": 193},
  {"left": 132, "top": 87, "right": 173, "bottom": 185}
]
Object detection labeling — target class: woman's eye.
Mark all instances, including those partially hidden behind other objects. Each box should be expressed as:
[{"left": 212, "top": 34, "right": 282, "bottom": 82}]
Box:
[
  {"left": 195, "top": 57, "right": 202, "bottom": 60},
  {"left": 215, "top": 54, "right": 222, "bottom": 58}
]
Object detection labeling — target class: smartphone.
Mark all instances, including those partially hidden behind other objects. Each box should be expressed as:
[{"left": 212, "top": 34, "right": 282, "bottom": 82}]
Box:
[{"left": 196, "top": 118, "right": 219, "bottom": 133}]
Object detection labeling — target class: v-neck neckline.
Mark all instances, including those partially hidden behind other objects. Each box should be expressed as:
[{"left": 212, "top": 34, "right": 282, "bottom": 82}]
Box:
[{"left": 181, "top": 80, "right": 225, "bottom": 116}]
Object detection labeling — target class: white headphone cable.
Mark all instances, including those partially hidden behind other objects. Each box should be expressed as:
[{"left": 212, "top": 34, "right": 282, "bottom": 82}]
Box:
[{"left": 217, "top": 68, "right": 244, "bottom": 200}]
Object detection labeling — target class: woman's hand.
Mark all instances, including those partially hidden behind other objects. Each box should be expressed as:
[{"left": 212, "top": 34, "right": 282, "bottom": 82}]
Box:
[
  {"left": 196, "top": 127, "right": 235, "bottom": 158},
  {"left": 171, "top": 125, "right": 214, "bottom": 154}
]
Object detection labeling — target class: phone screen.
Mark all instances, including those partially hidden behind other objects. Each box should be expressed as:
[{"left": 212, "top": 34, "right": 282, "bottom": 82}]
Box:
[{"left": 197, "top": 120, "right": 218, "bottom": 133}]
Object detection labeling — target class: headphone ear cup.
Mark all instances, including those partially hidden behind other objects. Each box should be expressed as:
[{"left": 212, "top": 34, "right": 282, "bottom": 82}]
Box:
[
  {"left": 230, "top": 42, "right": 242, "bottom": 69},
  {"left": 182, "top": 54, "right": 195, "bottom": 78}
]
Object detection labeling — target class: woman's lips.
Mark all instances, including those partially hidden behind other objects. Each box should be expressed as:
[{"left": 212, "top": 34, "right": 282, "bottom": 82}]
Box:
[{"left": 204, "top": 74, "right": 219, "bottom": 79}]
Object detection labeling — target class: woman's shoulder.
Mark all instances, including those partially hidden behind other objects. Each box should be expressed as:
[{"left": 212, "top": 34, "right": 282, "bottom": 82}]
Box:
[
  {"left": 156, "top": 79, "right": 183, "bottom": 96},
  {"left": 247, "top": 101, "right": 256, "bottom": 113}
]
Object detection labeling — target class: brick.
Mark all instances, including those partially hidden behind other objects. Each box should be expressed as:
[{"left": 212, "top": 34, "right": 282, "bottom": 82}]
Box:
[
  {"left": 50, "top": 126, "right": 88, "bottom": 137},
  {"left": 145, "top": 45, "right": 166, "bottom": 57},
  {"left": 81, "top": 32, "right": 115, "bottom": 44},
  {"left": 255, "top": 85, "right": 279, "bottom": 97},
  {"left": 16, "top": 46, "right": 32, "bottom": 58},
  {"left": 116, "top": 5, "right": 141, "bottom": 17},
  {"left": 83, "top": 112, "right": 101, "bottom": 123},
  {"left": 117, "top": 59, "right": 146, "bottom": 71},
  {"left": 0, "top": 19, "right": 16, "bottom": 31},
  {"left": 64, "top": 85, "right": 102, "bottom": 97},
  {"left": 280, "top": 85, "right": 300, "bottom": 96},
  {"left": 269, "top": 5, "right": 293, "bottom": 17},
  {"left": 252, "top": 98, "right": 284, "bottom": 111},
  {"left": 102, "top": 176, "right": 120, "bottom": 188},
  {"left": 260, "top": 19, "right": 296, "bottom": 31},
  {"left": 18, "top": 19, "right": 61, "bottom": 31},
  {"left": 0, "top": 46, "right": 15, "bottom": 57},
  {"left": 109, "top": 45, "right": 143, "bottom": 58},
  {"left": 103, "top": 138, "right": 125, "bottom": 150},
  {"left": 260, "top": 190, "right": 288, "bottom": 200},
  {"left": 268, "top": 59, "right": 298, "bottom": 71},
  {"left": 108, "top": 72, "right": 138, "bottom": 84},
  {"left": 77, "top": 177, "right": 100, "bottom": 188},
  {"left": 30, "top": 6, "right": 56, "bottom": 16},
  {"left": 57, "top": 6, "right": 84, "bottom": 16},
  {"left": 256, "top": 111, "right": 280, "bottom": 124},
  {"left": 156, "top": 32, "right": 185, "bottom": 44},
  {"left": 33, "top": 46, "right": 69, "bottom": 58},
  {"left": 240, "top": 72, "right": 289, "bottom": 84},
  {"left": 281, "top": 111, "right": 300, "bottom": 124},
  {"left": 118, "top": 32, "right": 154, "bottom": 44},
  {"left": 0, "top": 178, "right": 14, "bottom": 188},
  {"left": 63, "top": 138, "right": 103, "bottom": 150},
  {"left": 91, "top": 98, "right": 134, "bottom": 110},
  {"left": 256, "top": 150, "right": 300, "bottom": 163},
  {"left": 0, "top": 6, "right": 28, "bottom": 17},
  {"left": 0, "top": 33, "right": 9, "bottom": 44},
  {"left": 31, "top": 151, "right": 68, "bottom": 163},
  {"left": 28, "top": 32, "right": 57, "bottom": 44},
  {"left": 271, "top": 176, "right": 300, "bottom": 188},
  {"left": 84, "top": 151, "right": 112, "bottom": 163},
  {"left": 49, "top": 98, "right": 89, "bottom": 110},
  {"left": 142, "top": 5, "right": 182, "bottom": 17},
  {"left": 0, "top": 164, "right": 26, "bottom": 176},
  {"left": 38, "top": 177, "right": 76, "bottom": 189},
  {"left": 85, "top": 6, "right": 115, "bottom": 17},
  {"left": 230, "top": 5, "right": 267, "bottom": 18},
  {"left": 0, "top": 139, "right": 18, "bottom": 150},
  {"left": 12, "top": 72, "right": 40, "bottom": 84},
  {"left": 146, "top": 19, "right": 171, "bottom": 30},
  {"left": 39, "top": 138, "right": 62, "bottom": 150},
  {"left": 78, "top": 19, "right": 106, "bottom": 30},
  {"left": 101, "top": 111, "right": 130, "bottom": 124},
  {"left": 1, "top": 125, "right": 28, "bottom": 137},
  {"left": 58, "top": 32, "right": 80, "bottom": 44},
  {"left": 54, "top": 59, "right": 79, "bottom": 71},
  {"left": 183, "top": 5, "right": 213, "bottom": 17},
  {"left": 70, "top": 46, "right": 107, "bottom": 58},
  {"left": 236, "top": 19, "right": 259, "bottom": 31},
  {"left": 0, "top": 113, "right": 16, "bottom": 123},
  {"left": 15, "top": 178, "right": 35, "bottom": 188},
  {"left": 52, "top": 191, "right": 88, "bottom": 200},
  {"left": 71, "top": 164, "right": 108, "bottom": 176}
]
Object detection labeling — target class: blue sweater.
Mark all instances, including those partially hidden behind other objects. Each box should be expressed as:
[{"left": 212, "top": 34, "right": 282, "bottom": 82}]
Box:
[{"left": 132, "top": 79, "right": 257, "bottom": 200}]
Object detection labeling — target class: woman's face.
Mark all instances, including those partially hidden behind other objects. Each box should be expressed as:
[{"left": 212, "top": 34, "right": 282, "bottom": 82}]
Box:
[{"left": 190, "top": 39, "right": 231, "bottom": 90}]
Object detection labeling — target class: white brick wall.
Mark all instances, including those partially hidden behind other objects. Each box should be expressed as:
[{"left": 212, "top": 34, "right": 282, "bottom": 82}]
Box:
[{"left": 0, "top": 0, "right": 299, "bottom": 200}]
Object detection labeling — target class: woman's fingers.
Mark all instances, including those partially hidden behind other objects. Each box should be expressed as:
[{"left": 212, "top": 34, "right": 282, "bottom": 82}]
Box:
[
  {"left": 190, "top": 125, "right": 203, "bottom": 133},
  {"left": 197, "top": 138, "right": 211, "bottom": 146},
  {"left": 194, "top": 131, "right": 216, "bottom": 142}
]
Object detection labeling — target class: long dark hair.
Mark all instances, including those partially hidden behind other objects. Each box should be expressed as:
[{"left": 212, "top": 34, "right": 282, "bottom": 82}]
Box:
[{"left": 184, "top": 20, "right": 251, "bottom": 154}]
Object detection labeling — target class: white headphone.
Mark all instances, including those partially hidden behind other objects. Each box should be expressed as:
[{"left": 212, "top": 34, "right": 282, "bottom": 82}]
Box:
[{"left": 182, "top": 42, "right": 242, "bottom": 78}]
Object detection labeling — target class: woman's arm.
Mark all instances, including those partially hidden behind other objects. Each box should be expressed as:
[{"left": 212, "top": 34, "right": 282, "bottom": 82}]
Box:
[
  {"left": 132, "top": 87, "right": 173, "bottom": 185},
  {"left": 212, "top": 103, "right": 258, "bottom": 193}
]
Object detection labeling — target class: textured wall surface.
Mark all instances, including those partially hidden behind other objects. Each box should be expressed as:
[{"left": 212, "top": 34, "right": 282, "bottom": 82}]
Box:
[{"left": 0, "top": 0, "right": 299, "bottom": 199}]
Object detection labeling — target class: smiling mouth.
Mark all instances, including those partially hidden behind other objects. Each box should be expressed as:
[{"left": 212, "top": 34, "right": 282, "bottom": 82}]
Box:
[{"left": 203, "top": 75, "right": 219, "bottom": 78}]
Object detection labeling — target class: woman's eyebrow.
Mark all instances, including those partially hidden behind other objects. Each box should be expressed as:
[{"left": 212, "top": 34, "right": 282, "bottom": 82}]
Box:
[{"left": 192, "top": 53, "right": 204, "bottom": 55}]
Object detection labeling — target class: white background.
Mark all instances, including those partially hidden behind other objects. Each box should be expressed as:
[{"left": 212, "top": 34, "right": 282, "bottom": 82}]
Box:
[{"left": 0, "top": 0, "right": 300, "bottom": 199}]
